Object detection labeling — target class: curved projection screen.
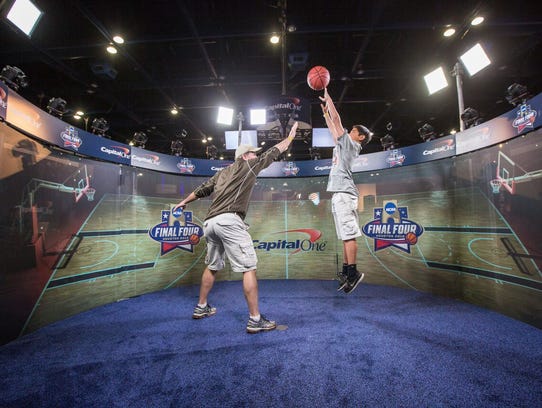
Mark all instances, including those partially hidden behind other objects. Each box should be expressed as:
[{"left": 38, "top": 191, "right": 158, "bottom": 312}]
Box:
[{"left": 0, "top": 123, "right": 541, "bottom": 344}]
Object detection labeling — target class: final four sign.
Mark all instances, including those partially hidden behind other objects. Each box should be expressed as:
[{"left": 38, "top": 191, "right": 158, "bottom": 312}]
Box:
[
  {"left": 148, "top": 207, "right": 204, "bottom": 255},
  {"left": 362, "top": 200, "right": 423, "bottom": 253}
]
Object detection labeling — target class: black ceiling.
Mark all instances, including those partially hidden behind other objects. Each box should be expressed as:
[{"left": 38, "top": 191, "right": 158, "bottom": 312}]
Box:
[{"left": 1, "top": 0, "right": 541, "bottom": 159}]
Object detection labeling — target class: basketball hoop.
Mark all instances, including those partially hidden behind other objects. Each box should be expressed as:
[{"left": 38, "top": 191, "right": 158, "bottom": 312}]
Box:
[
  {"left": 84, "top": 187, "right": 96, "bottom": 201},
  {"left": 489, "top": 179, "right": 502, "bottom": 194}
]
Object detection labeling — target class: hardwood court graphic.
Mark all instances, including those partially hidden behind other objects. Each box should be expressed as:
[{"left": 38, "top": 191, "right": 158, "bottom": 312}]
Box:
[{"left": 21, "top": 184, "right": 542, "bottom": 334}]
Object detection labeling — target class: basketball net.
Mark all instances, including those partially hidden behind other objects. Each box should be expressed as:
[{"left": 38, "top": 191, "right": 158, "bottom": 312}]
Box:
[{"left": 489, "top": 179, "right": 502, "bottom": 194}]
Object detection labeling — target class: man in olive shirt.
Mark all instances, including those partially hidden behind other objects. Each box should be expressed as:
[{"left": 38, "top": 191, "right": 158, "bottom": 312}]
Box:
[{"left": 174, "top": 122, "right": 298, "bottom": 333}]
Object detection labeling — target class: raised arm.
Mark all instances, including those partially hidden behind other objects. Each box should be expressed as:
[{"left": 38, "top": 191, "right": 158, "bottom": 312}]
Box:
[
  {"left": 319, "top": 88, "right": 344, "bottom": 143},
  {"left": 273, "top": 121, "right": 299, "bottom": 154}
]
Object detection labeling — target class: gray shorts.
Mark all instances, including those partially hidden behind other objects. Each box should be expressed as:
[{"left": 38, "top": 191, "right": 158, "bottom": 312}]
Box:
[
  {"left": 203, "top": 213, "right": 257, "bottom": 273},
  {"left": 331, "top": 192, "right": 361, "bottom": 240}
]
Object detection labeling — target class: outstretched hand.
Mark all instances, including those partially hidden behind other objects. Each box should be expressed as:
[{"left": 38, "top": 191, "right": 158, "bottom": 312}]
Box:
[
  {"left": 319, "top": 88, "right": 331, "bottom": 115},
  {"left": 288, "top": 121, "right": 299, "bottom": 140}
]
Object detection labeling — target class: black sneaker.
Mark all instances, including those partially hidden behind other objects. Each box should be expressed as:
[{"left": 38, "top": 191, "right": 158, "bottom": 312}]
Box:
[
  {"left": 246, "top": 314, "right": 277, "bottom": 333},
  {"left": 192, "top": 304, "right": 217, "bottom": 319},
  {"left": 337, "top": 271, "right": 348, "bottom": 291},
  {"left": 344, "top": 271, "right": 364, "bottom": 294}
]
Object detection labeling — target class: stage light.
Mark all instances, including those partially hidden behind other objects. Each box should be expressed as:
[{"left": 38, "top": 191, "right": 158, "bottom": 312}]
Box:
[
  {"left": 459, "top": 43, "right": 491, "bottom": 76},
  {"left": 0, "top": 65, "right": 28, "bottom": 91},
  {"left": 309, "top": 147, "right": 321, "bottom": 160},
  {"left": 6, "top": 0, "right": 43, "bottom": 37},
  {"left": 380, "top": 134, "right": 396, "bottom": 151},
  {"left": 424, "top": 67, "right": 448, "bottom": 95},
  {"left": 217, "top": 106, "right": 234, "bottom": 125},
  {"left": 250, "top": 109, "right": 266, "bottom": 125},
  {"left": 270, "top": 34, "right": 280, "bottom": 44},
  {"left": 46, "top": 97, "right": 67, "bottom": 117},
  {"left": 170, "top": 107, "right": 178, "bottom": 115},
  {"left": 425, "top": 43, "right": 491, "bottom": 131},
  {"left": 112, "top": 35, "right": 124, "bottom": 44},
  {"left": 170, "top": 139, "right": 183, "bottom": 156},
  {"left": 418, "top": 123, "right": 436, "bottom": 142},
  {"left": 505, "top": 83, "right": 531, "bottom": 106},
  {"left": 90, "top": 117, "right": 110, "bottom": 136},
  {"left": 106, "top": 45, "right": 118, "bottom": 54},
  {"left": 206, "top": 144, "right": 218, "bottom": 160},
  {"left": 132, "top": 131, "right": 148, "bottom": 148},
  {"left": 460, "top": 107, "right": 483, "bottom": 129}
]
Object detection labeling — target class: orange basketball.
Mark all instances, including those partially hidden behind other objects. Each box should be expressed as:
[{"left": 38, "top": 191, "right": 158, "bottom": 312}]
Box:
[
  {"left": 307, "top": 66, "right": 330, "bottom": 91},
  {"left": 189, "top": 234, "right": 200, "bottom": 245},
  {"left": 405, "top": 232, "right": 417, "bottom": 245}
]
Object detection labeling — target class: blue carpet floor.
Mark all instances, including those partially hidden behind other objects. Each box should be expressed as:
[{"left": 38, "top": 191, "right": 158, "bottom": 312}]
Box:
[{"left": 0, "top": 280, "right": 541, "bottom": 407}]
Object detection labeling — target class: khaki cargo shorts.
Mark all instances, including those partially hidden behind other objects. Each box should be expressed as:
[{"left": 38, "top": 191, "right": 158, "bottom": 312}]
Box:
[
  {"left": 203, "top": 213, "right": 257, "bottom": 273},
  {"left": 331, "top": 192, "right": 361, "bottom": 241}
]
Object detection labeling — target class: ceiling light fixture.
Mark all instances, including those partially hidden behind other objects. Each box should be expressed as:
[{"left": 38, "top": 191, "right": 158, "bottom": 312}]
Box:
[
  {"left": 6, "top": 0, "right": 43, "bottom": 37},
  {"left": 459, "top": 43, "right": 491, "bottom": 76},
  {"left": 106, "top": 45, "right": 118, "bottom": 54},
  {"left": 250, "top": 109, "right": 266, "bottom": 125},
  {"left": 112, "top": 35, "right": 124, "bottom": 44},
  {"left": 443, "top": 27, "right": 456, "bottom": 37},
  {"left": 217, "top": 106, "right": 234, "bottom": 125},
  {"left": 425, "top": 43, "right": 491, "bottom": 131},
  {"left": 471, "top": 16, "right": 484, "bottom": 26},
  {"left": 424, "top": 67, "right": 448, "bottom": 95}
]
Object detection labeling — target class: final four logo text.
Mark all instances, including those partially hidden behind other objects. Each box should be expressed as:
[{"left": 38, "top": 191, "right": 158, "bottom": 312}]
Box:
[
  {"left": 362, "top": 200, "right": 423, "bottom": 253},
  {"left": 149, "top": 207, "right": 204, "bottom": 255}
]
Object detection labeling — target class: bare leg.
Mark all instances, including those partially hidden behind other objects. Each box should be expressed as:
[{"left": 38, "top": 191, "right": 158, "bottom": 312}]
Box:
[
  {"left": 243, "top": 269, "right": 259, "bottom": 317},
  {"left": 198, "top": 267, "right": 217, "bottom": 305},
  {"left": 343, "top": 238, "right": 357, "bottom": 265}
]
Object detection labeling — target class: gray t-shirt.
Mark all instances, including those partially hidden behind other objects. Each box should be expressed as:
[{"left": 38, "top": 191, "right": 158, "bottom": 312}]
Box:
[{"left": 326, "top": 130, "right": 361, "bottom": 196}]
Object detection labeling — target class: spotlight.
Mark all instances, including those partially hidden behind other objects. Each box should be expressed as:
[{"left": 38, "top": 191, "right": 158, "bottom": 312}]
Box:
[
  {"left": 46, "top": 97, "right": 67, "bottom": 117},
  {"left": 217, "top": 106, "right": 234, "bottom": 125},
  {"left": 170, "top": 139, "right": 183, "bottom": 156},
  {"left": 90, "top": 117, "right": 109, "bottom": 136},
  {"left": 505, "top": 83, "right": 531, "bottom": 107},
  {"left": 132, "top": 131, "right": 148, "bottom": 148},
  {"left": 250, "top": 109, "right": 266, "bottom": 125},
  {"left": 380, "top": 134, "right": 396, "bottom": 151},
  {"left": 418, "top": 123, "right": 436, "bottom": 142},
  {"left": 206, "top": 144, "right": 218, "bottom": 160},
  {"left": 0, "top": 65, "right": 28, "bottom": 91},
  {"left": 6, "top": 0, "right": 43, "bottom": 37},
  {"left": 460, "top": 107, "right": 483, "bottom": 129}
]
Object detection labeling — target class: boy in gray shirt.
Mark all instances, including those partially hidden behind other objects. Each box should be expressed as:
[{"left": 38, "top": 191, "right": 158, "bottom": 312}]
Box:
[{"left": 320, "top": 88, "right": 371, "bottom": 293}]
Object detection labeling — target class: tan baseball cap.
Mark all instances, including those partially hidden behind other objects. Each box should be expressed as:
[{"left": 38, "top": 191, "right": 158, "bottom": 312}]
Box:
[{"left": 235, "top": 144, "right": 262, "bottom": 160}]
